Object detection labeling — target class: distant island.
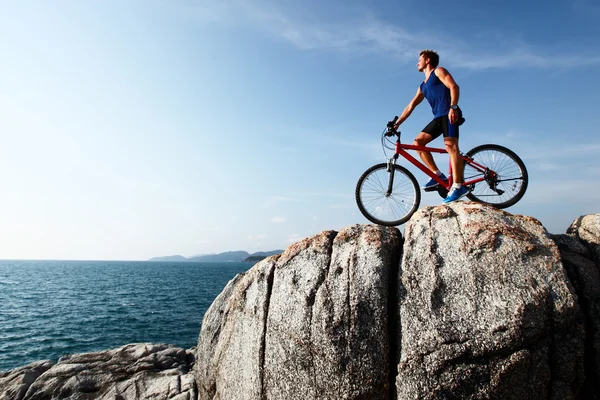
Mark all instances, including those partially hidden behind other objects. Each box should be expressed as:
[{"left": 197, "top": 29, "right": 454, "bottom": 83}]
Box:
[{"left": 148, "top": 250, "right": 284, "bottom": 263}]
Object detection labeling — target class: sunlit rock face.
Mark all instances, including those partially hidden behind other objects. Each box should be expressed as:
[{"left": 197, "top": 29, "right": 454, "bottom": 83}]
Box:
[
  {"left": 3, "top": 208, "right": 600, "bottom": 400},
  {"left": 397, "top": 203, "right": 584, "bottom": 399},
  {"left": 195, "top": 224, "right": 402, "bottom": 400}
]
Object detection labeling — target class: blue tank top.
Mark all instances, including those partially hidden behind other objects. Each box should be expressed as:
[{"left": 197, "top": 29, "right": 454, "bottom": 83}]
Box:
[{"left": 419, "top": 68, "right": 451, "bottom": 118}]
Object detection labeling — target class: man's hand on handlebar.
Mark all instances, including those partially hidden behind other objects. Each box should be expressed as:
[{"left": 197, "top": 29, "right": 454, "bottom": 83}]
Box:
[{"left": 385, "top": 116, "right": 399, "bottom": 136}]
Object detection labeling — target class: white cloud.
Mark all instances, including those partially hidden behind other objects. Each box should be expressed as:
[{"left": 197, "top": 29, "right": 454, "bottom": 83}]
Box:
[
  {"left": 271, "top": 216, "right": 286, "bottom": 223},
  {"left": 186, "top": 0, "right": 600, "bottom": 70},
  {"left": 448, "top": 49, "right": 600, "bottom": 70},
  {"left": 218, "top": 3, "right": 434, "bottom": 59}
]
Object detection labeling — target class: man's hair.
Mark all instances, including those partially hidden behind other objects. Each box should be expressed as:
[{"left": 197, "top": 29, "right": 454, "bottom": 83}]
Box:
[{"left": 420, "top": 50, "right": 439, "bottom": 68}]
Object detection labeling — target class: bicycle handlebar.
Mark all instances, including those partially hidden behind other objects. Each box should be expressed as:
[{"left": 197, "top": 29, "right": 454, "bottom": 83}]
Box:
[
  {"left": 386, "top": 116, "right": 398, "bottom": 128},
  {"left": 385, "top": 116, "right": 399, "bottom": 137}
]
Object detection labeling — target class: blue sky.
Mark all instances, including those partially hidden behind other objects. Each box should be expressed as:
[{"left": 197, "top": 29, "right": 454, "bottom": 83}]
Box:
[{"left": 1, "top": 0, "right": 599, "bottom": 260}]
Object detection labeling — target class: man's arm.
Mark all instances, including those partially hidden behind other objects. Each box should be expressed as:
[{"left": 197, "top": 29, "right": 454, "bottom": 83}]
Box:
[
  {"left": 435, "top": 67, "right": 460, "bottom": 105},
  {"left": 394, "top": 88, "right": 425, "bottom": 129},
  {"left": 435, "top": 67, "right": 461, "bottom": 124}
]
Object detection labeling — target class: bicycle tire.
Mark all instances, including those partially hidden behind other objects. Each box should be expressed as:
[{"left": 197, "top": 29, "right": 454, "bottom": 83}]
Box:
[
  {"left": 464, "top": 144, "right": 528, "bottom": 209},
  {"left": 355, "top": 163, "right": 421, "bottom": 226}
]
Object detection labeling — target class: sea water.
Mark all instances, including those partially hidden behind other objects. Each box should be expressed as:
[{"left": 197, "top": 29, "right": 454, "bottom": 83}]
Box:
[{"left": 0, "top": 260, "right": 251, "bottom": 372}]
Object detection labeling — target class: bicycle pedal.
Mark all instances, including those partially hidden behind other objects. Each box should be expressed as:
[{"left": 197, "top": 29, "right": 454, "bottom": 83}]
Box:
[{"left": 423, "top": 179, "right": 449, "bottom": 192}]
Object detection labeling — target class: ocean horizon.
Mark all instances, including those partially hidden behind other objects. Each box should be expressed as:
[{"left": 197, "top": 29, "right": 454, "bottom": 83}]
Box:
[{"left": 0, "top": 259, "right": 252, "bottom": 372}]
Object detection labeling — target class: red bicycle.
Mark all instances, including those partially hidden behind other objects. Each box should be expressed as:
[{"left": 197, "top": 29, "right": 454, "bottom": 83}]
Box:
[{"left": 355, "top": 117, "right": 528, "bottom": 226}]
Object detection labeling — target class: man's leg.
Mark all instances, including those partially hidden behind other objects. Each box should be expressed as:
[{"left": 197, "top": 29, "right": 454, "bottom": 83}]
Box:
[
  {"left": 444, "top": 137, "right": 463, "bottom": 184},
  {"left": 415, "top": 132, "right": 448, "bottom": 190},
  {"left": 442, "top": 137, "right": 469, "bottom": 203},
  {"left": 414, "top": 132, "right": 438, "bottom": 172}
]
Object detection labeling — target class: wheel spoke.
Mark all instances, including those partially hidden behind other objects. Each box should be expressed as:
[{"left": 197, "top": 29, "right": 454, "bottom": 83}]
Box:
[
  {"left": 464, "top": 145, "right": 528, "bottom": 208},
  {"left": 356, "top": 164, "right": 420, "bottom": 226}
]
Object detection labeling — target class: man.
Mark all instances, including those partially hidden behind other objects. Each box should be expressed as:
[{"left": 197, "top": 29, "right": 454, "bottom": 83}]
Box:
[{"left": 393, "top": 49, "right": 468, "bottom": 203}]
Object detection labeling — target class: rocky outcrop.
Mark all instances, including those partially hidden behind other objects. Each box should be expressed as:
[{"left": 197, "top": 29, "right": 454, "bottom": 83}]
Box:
[
  {"left": 567, "top": 214, "right": 600, "bottom": 266},
  {"left": 195, "top": 225, "right": 402, "bottom": 399},
  {"left": 397, "top": 204, "right": 584, "bottom": 399},
  {"left": 2, "top": 205, "right": 600, "bottom": 400},
  {"left": 197, "top": 203, "right": 598, "bottom": 399},
  {"left": 552, "top": 213, "right": 600, "bottom": 399},
  {"left": 0, "top": 361, "right": 53, "bottom": 400},
  {"left": 195, "top": 204, "right": 598, "bottom": 400},
  {"left": 0, "top": 344, "right": 196, "bottom": 400}
]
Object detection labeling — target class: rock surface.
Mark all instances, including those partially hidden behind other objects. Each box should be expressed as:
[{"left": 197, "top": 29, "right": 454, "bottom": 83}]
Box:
[
  {"left": 567, "top": 214, "right": 600, "bottom": 265},
  {"left": 3, "top": 207, "right": 600, "bottom": 400},
  {"left": 0, "top": 344, "right": 196, "bottom": 400},
  {"left": 195, "top": 225, "right": 402, "bottom": 399},
  {"left": 552, "top": 214, "right": 600, "bottom": 399},
  {"left": 397, "top": 203, "right": 584, "bottom": 399},
  {"left": 0, "top": 361, "right": 53, "bottom": 400}
]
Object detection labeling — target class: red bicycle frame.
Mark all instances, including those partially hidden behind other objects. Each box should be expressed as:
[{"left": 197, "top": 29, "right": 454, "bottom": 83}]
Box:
[{"left": 394, "top": 141, "right": 493, "bottom": 190}]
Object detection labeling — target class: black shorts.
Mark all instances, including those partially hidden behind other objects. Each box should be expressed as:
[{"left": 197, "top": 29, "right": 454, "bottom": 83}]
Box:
[{"left": 422, "top": 115, "right": 461, "bottom": 139}]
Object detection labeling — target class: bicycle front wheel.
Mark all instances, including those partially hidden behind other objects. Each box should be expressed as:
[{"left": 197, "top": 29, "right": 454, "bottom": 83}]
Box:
[
  {"left": 464, "top": 144, "right": 528, "bottom": 209},
  {"left": 355, "top": 163, "right": 421, "bottom": 226}
]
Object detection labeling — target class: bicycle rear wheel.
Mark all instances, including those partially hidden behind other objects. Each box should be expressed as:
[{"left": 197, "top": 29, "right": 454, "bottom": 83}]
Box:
[
  {"left": 464, "top": 144, "right": 528, "bottom": 209},
  {"left": 355, "top": 163, "right": 420, "bottom": 226}
]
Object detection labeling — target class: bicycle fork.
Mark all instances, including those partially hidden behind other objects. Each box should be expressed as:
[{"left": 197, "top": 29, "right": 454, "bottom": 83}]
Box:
[{"left": 386, "top": 158, "right": 396, "bottom": 196}]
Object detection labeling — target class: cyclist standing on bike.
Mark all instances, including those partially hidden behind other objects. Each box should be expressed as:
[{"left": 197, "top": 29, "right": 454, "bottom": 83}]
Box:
[{"left": 393, "top": 50, "right": 468, "bottom": 203}]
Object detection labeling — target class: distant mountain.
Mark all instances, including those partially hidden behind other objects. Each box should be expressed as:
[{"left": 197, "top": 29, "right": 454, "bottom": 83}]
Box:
[
  {"left": 148, "top": 255, "right": 188, "bottom": 262},
  {"left": 248, "top": 250, "right": 284, "bottom": 257},
  {"left": 148, "top": 250, "right": 284, "bottom": 263},
  {"left": 188, "top": 251, "right": 250, "bottom": 262},
  {"left": 242, "top": 250, "right": 285, "bottom": 262}
]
